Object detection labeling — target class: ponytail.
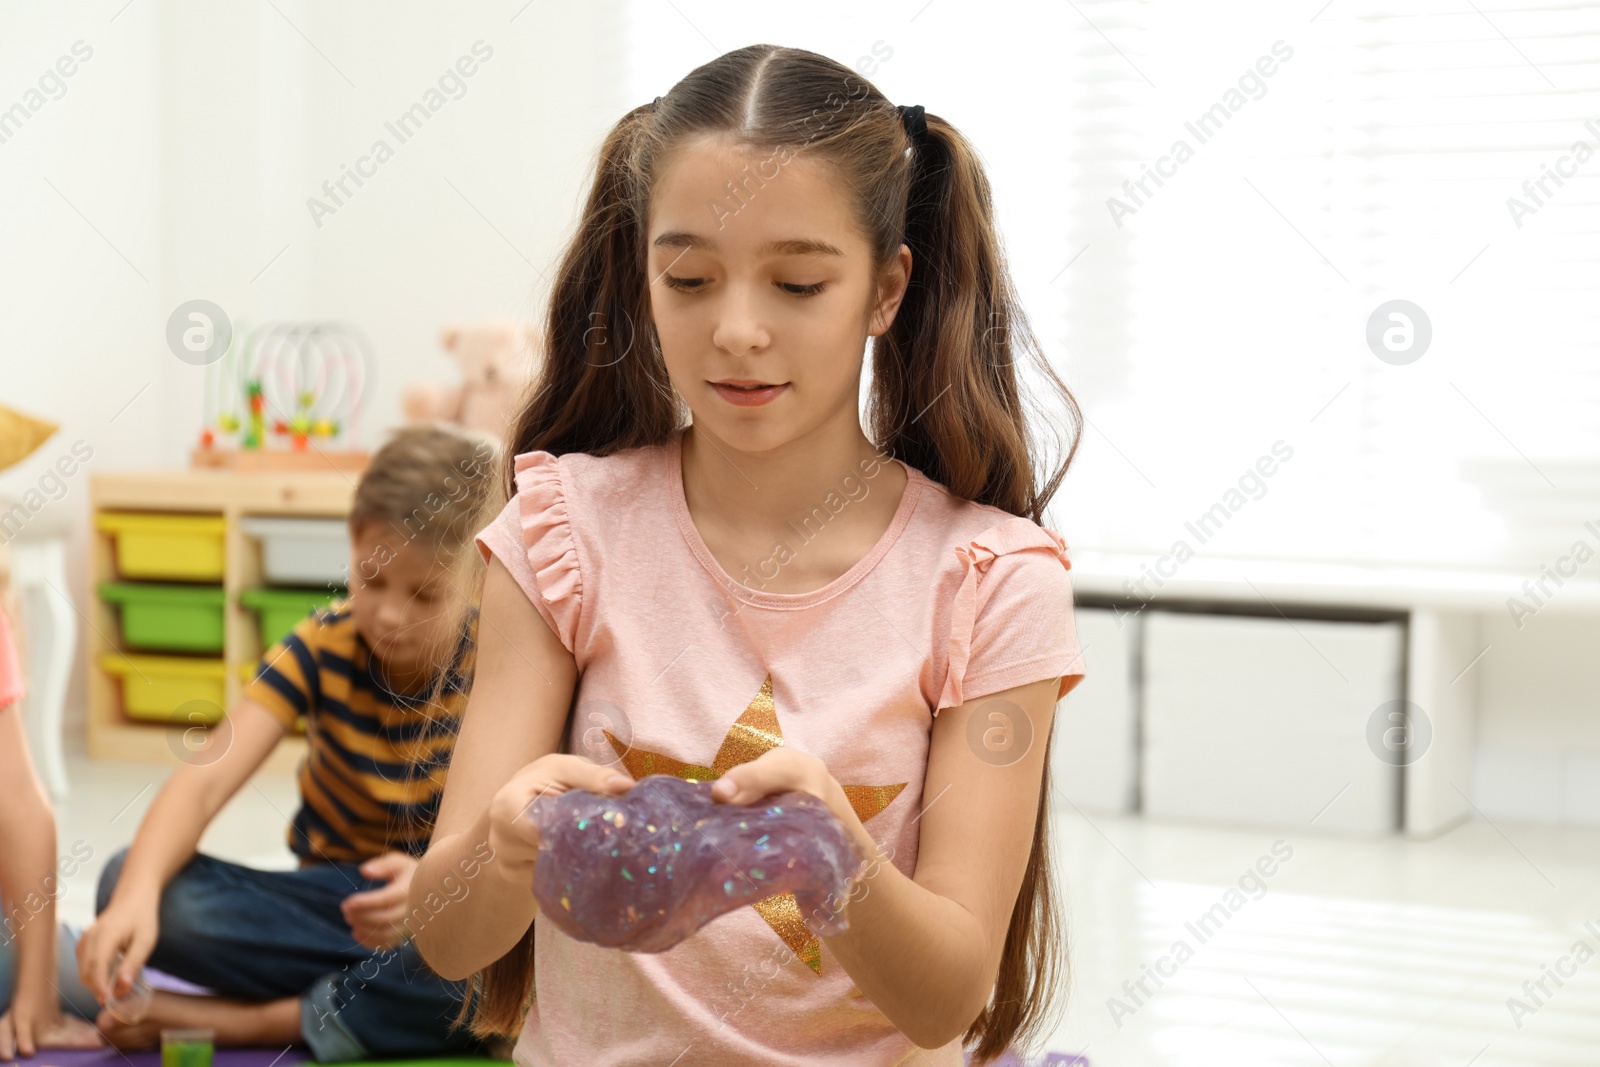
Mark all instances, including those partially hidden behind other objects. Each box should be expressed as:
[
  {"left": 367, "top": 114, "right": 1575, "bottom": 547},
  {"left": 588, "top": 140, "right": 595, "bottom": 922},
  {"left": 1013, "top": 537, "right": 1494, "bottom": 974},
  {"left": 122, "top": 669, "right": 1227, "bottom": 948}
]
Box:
[
  {"left": 500, "top": 101, "right": 680, "bottom": 502},
  {"left": 870, "top": 113, "right": 1081, "bottom": 525}
]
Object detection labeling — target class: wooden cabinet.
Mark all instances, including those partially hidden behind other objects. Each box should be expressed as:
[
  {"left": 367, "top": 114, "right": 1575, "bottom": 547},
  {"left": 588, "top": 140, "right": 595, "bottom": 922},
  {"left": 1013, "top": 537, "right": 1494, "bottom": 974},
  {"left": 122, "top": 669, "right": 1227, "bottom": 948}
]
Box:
[{"left": 87, "top": 469, "right": 356, "bottom": 772}]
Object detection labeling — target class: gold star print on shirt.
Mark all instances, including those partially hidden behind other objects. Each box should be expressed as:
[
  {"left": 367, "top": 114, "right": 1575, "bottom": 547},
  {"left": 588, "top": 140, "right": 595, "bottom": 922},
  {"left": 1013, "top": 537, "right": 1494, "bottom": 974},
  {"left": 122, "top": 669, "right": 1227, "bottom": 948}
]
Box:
[{"left": 602, "top": 674, "right": 906, "bottom": 974}]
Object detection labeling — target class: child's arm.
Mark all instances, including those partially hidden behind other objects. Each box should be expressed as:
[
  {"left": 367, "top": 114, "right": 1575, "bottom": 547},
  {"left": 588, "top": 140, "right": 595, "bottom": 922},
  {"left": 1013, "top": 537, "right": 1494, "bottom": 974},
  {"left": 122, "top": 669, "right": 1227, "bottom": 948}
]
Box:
[
  {"left": 711, "top": 674, "right": 1064, "bottom": 1050},
  {"left": 409, "top": 559, "right": 631, "bottom": 982},
  {"left": 0, "top": 700, "right": 100, "bottom": 1057},
  {"left": 75, "top": 699, "right": 287, "bottom": 1004},
  {"left": 0, "top": 599, "right": 99, "bottom": 1057}
]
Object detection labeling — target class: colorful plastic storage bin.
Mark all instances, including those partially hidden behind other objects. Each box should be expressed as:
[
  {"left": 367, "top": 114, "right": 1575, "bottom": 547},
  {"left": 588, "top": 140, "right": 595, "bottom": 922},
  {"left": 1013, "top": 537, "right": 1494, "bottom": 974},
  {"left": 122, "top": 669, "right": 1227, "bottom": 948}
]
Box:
[
  {"left": 99, "top": 582, "right": 226, "bottom": 653},
  {"left": 99, "top": 653, "right": 227, "bottom": 723},
  {"left": 240, "top": 517, "right": 349, "bottom": 585},
  {"left": 95, "top": 512, "right": 227, "bottom": 581},
  {"left": 240, "top": 587, "right": 342, "bottom": 647}
]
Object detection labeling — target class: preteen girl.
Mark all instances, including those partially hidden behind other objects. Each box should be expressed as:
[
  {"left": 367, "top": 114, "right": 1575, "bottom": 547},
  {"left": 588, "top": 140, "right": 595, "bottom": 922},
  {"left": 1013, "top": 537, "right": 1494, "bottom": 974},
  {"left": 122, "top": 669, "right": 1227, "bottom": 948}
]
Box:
[{"left": 411, "top": 43, "right": 1086, "bottom": 1067}]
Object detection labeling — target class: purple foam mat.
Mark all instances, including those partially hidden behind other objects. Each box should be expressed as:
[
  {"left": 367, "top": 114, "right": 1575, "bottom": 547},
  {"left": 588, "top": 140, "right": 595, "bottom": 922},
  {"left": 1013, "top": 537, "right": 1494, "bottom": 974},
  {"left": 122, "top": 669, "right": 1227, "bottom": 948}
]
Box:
[
  {"left": 6, "top": 1045, "right": 308, "bottom": 1067},
  {"left": 962, "top": 1052, "right": 1089, "bottom": 1067},
  {"left": 8, "top": 1041, "right": 1084, "bottom": 1067}
]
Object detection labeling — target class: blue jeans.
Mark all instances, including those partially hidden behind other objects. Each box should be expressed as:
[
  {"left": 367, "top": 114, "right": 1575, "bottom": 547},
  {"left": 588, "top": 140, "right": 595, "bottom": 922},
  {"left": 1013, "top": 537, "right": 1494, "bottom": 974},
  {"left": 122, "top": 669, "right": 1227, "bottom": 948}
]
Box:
[{"left": 96, "top": 848, "right": 489, "bottom": 1062}]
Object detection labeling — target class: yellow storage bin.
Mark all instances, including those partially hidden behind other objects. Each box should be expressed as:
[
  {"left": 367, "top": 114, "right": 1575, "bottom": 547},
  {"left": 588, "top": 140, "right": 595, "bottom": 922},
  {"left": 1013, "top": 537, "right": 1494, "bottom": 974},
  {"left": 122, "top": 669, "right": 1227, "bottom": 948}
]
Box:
[
  {"left": 96, "top": 512, "right": 226, "bottom": 581},
  {"left": 99, "top": 653, "right": 227, "bottom": 724}
]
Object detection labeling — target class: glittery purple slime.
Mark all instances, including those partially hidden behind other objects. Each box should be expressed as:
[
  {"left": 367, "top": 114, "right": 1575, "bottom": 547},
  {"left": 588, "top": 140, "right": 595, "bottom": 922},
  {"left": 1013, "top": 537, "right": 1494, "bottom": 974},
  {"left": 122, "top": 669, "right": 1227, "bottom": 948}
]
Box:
[{"left": 527, "top": 774, "right": 866, "bottom": 952}]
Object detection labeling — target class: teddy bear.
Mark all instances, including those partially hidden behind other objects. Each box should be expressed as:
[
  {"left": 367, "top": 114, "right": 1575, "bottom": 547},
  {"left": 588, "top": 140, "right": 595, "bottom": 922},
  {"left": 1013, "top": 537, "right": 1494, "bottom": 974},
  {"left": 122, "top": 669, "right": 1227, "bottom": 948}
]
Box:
[{"left": 402, "top": 318, "right": 542, "bottom": 443}]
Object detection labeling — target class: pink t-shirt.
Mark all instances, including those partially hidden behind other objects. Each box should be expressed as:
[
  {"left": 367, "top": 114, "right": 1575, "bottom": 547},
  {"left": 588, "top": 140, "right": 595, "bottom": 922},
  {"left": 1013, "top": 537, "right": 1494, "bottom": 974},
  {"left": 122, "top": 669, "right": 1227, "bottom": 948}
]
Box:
[
  {"left": 474, "top": 427, "right": 1085, "bottom": 1067},
  {"left": 0, "top": 605, "right": 24, "bottom": 710}
]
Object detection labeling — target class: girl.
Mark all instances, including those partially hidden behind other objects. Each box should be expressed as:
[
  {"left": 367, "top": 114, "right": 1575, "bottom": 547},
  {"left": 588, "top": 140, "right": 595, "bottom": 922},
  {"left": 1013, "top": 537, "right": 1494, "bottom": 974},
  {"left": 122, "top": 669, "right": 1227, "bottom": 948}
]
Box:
[
  {"left": 0, "top": 540, "right": 104, "bottom": 1059},
  {"left": 410, "top": 43, "right": 1086, "bottom": 1066}
]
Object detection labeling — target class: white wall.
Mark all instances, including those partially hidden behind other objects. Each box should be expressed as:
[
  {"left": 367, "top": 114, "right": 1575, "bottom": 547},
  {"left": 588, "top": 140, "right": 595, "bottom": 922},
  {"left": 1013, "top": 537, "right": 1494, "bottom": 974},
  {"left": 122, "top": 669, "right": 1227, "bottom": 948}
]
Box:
[{"left": 0, "top": 0, "right": 633, "bottom": 734}]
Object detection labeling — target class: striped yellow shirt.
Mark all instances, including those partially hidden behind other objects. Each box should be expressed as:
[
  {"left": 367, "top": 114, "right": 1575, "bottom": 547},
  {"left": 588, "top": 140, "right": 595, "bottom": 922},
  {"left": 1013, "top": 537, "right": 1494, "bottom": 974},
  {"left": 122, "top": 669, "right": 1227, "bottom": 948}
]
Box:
[{"left": 244, "top": 601, "right": 475, "bottom": 864}]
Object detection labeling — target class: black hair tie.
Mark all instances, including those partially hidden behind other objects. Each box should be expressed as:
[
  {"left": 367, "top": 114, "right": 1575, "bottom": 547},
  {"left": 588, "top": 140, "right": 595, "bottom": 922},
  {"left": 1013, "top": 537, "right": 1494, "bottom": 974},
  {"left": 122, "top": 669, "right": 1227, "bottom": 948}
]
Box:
[{"left": 897, "top": 103, "right": 927, "bottom": 143}]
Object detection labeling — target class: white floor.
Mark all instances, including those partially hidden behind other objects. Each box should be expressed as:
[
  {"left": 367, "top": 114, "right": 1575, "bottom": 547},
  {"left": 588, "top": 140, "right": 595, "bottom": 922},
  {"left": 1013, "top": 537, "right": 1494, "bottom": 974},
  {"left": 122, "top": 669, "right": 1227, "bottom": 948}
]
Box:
[
  {"left": 52, "top": 749, "right": 302, "bottom": 930},
  {"left": 1043, "top": 804, "right": 1600, "bottom": 1067},
  {"left": 52, "top": 751, "right": 1600, "bottom": 1067}
]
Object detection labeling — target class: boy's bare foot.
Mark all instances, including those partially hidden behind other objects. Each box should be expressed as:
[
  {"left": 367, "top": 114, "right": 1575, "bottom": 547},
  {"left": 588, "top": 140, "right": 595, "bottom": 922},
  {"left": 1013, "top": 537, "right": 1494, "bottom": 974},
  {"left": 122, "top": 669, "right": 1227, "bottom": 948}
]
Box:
[
  {"left": 93, "top": 1009, "right": 162, "bottom": 1052},
  {"left": 94, "top": 990, "right": 301, "bottom": 1051}
]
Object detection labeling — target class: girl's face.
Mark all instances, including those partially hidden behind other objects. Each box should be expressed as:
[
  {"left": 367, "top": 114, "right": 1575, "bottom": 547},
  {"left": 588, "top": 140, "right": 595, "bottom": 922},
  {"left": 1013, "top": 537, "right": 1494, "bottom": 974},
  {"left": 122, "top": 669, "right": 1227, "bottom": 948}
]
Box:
[{"left": 646, "top": 134, "right": 910, "bottom": 453}]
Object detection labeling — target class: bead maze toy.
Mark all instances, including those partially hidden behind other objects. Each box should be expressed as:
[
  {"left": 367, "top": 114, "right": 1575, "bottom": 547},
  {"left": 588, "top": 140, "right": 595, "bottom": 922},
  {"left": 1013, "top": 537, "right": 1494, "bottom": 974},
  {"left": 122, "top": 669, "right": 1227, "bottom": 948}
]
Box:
[{"left": 193, "top": 321, "right": 373, "bottom": 472}]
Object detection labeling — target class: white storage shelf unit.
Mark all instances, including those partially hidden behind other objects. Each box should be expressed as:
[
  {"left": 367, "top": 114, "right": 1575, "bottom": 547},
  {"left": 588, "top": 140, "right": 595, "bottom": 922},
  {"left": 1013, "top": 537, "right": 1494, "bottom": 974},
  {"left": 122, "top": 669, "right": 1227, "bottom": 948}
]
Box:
[
  {"left": 1050, "top": 607, "right": 1138, "bottom": 815},
  {"left": 1141, "top": 610, "right": 1404, "bottom": 834},
  {"left": 1051, "top": 548, "right": 1529, "bottom": 837},
  {"left": 1050, "top": 602, "right": 1407, "bottom": 834}
]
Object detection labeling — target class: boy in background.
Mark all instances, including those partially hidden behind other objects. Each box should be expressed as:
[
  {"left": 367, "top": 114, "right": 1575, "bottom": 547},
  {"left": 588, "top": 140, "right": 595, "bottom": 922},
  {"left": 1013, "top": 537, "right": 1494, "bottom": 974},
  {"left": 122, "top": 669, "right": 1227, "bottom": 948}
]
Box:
[{"left": 78, "top": 425, "right": 501, "bottom": 1061}]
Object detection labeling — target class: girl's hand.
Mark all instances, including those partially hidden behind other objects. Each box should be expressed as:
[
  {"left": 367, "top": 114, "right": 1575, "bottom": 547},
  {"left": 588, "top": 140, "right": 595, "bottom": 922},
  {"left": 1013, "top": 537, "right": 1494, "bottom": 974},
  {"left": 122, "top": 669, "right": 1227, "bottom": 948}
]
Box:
[
  {"left": 0, "top": 997, "right": 105, "bottom": 1058},
  {"left": 710, "top": 746, "right": 854, "bottom": 829},
  {"left": 341, "top": 851, "right": 419, "bottom": 950},
  {"left": 486, "top": 754, "right": 635, "bottom": 890}
]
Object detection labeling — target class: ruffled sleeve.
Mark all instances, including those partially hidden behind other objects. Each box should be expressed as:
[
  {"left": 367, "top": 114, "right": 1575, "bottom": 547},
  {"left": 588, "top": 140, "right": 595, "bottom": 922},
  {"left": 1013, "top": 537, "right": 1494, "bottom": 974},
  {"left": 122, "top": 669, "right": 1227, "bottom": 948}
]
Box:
[
  {"left": 473, "top": 450, "right": 583, "bottom": 654},
  {"left": 937, "top": 519, "right": 1085, "bottom": 714}
]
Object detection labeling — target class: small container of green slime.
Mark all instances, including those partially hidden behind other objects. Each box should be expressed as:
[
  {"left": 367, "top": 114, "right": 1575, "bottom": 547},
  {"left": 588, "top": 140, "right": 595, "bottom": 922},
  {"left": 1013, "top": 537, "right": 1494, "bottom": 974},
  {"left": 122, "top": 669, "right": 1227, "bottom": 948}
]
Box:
[{"left": 161, "top": 1028, "right": 215, "bottom": 1067}]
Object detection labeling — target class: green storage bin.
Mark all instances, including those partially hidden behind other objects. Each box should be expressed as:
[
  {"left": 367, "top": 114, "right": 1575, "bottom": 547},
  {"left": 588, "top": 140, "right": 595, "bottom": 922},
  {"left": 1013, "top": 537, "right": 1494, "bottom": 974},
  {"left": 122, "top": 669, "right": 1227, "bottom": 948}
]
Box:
[
  {"left": 240, "top": 586, "right": 343, "bottom": 647},
  {"left": 99, "top": 582, "right": 226, "bottom": 653}
]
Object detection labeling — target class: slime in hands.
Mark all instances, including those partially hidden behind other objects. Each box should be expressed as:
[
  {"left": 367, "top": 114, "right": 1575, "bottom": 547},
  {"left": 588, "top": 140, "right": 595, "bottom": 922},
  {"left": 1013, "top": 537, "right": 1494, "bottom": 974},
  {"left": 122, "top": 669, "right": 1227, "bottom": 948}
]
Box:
[{"left": 527, "top": 774, "right": 867, "bottom": 952}]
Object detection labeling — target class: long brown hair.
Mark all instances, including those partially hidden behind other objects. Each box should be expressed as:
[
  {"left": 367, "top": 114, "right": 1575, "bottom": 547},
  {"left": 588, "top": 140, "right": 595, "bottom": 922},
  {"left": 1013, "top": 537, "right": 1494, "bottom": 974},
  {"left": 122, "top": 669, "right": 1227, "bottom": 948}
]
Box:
[{"left": 457, "top": 43, "right": 1082, "bottom": 1063}]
